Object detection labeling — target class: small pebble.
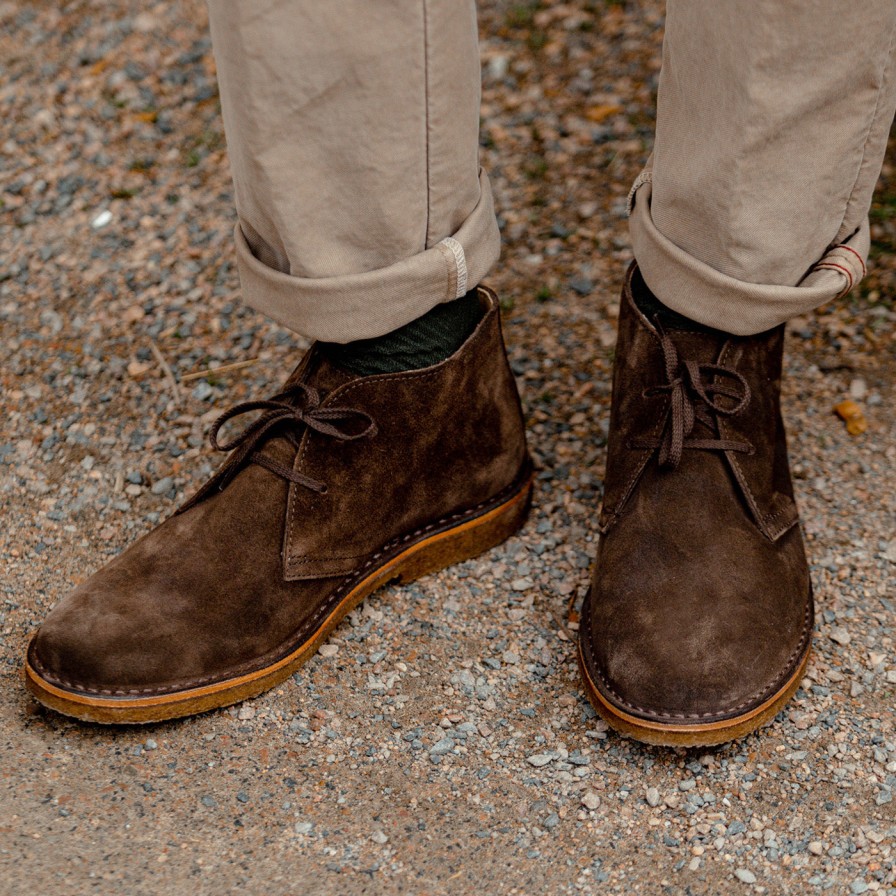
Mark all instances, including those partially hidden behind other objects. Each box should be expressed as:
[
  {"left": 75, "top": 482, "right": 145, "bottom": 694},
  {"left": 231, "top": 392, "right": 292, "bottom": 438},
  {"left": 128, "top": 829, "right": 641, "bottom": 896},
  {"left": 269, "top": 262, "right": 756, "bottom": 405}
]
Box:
[
  {"left": 828, "top": 627, "right": 851, "bottom": 646},
  {"left": 91, "top": 209, "right": 112, "bottom": 229},
  {"left": 526, "top": 753, "right": 554, "bottom": 768},
  {"left": 150, "top": 476, "right": 174, "bottom": 495},
  {"left": 430, "top": 737, "right": 453, "bottom": 757}
]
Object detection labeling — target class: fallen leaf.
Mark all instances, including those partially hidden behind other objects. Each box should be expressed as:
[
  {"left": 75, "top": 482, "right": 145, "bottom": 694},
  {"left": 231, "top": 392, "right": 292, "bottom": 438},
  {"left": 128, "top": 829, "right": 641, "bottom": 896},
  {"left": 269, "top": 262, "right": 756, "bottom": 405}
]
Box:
[
  {"left": 123, "top": 305, "right": 145, "bottom": 324},
  {"left": 127, "top": 359, "right": 152, "bottom": 377},
  {"left": 833, "top": 399, "right": 867, "bottom": 436},
  {"left": 586, "top": 104, "right": 622, "bottom": 123}
]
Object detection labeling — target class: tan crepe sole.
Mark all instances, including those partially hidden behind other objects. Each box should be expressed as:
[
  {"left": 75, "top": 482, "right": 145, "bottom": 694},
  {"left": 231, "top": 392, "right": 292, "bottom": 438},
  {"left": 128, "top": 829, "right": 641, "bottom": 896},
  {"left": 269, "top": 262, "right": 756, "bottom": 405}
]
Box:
[
  {"left": 578, "top": 640, "right": 811, "bottom": 748},
  {"left": 25, "top": 476, "right": 533, "bottom": 725}
]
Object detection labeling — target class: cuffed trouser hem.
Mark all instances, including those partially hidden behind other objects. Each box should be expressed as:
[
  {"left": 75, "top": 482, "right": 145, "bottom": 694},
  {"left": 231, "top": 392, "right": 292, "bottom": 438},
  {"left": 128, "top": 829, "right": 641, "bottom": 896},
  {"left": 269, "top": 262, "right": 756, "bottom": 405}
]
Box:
[
  {"left": 629, "top": 176, "right": 869, "bottom": 336},
  {"left": 234, "top": 171, "right": 501, "bottom": 344}
]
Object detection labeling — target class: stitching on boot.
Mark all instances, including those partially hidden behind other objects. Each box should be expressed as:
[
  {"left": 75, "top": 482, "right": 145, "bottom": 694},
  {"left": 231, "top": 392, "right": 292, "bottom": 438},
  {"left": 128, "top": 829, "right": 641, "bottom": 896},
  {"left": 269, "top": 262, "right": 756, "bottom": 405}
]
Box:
[
  {"left": 716, "top": 341, "right": 798, "bottom": 542},
  {"left": 284, "top": 307, "right": 500, "bottom": 573},
  {"left": 580, "top": 597, "right": 813, "bottom": 723},
  {"left": 33, "top": 467, "right": 531, "bottom": 698}
]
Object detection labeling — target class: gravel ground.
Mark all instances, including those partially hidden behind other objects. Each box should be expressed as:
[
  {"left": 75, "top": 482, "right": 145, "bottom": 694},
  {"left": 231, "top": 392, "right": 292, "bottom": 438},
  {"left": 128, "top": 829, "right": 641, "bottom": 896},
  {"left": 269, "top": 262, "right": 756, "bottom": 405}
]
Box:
[{"left": 1, "top": 2, "right": 894, "bottom": 894}]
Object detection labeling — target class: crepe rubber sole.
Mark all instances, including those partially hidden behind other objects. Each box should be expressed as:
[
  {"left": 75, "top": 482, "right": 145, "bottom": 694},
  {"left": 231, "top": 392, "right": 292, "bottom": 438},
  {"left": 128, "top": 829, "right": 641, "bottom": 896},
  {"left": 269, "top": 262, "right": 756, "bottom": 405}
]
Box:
[
  {"left": 25, "top": 474, "right": 533, "bottom": 725},
  {"left": 578, "top": 637, "right": 811, "bottom": 748}
]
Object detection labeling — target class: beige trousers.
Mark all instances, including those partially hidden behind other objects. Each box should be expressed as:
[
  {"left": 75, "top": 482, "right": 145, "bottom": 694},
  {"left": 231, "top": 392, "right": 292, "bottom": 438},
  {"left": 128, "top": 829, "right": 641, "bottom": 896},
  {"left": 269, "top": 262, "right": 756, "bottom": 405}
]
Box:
[{"left": 208, "top": 2, "right": 896, "bottom": 341}]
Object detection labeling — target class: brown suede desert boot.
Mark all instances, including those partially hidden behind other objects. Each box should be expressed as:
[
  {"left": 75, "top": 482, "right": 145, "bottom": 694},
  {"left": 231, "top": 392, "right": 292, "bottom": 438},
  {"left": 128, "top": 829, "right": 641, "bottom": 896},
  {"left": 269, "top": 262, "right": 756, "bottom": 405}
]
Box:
[
  {"left": 26, "top": 287, "right": 532, "bottom": 723},
  {"left": 579, "top": 264, "right": 813, "bottom": 746}
]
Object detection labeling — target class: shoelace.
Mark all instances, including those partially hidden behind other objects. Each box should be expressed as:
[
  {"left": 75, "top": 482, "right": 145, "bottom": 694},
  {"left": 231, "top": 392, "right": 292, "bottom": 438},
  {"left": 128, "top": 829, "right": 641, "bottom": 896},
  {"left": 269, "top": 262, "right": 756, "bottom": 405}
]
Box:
[
  {"left": 630, "top": 325, "right": 753, "bottom": 469},
  {"left": 209, "top": 382, "right": 377, "bottom": 493}
]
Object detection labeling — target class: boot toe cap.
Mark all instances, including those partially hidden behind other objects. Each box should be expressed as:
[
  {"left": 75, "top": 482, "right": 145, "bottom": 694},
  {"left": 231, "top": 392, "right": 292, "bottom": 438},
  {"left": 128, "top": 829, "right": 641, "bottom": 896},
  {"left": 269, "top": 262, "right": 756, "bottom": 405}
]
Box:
[
  {"left": 583, "top": 583, "right": 812, "bottom": 725},
  {"left": 28, "top": 583, "right": 179, "bottom": 696}
]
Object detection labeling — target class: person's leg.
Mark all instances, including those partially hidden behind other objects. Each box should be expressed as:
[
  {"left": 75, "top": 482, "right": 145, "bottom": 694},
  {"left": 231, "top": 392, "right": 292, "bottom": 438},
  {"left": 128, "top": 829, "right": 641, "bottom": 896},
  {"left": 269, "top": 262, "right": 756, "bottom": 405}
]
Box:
[
  {"left": 630, "top": 0, "right": 896, "bottom": 335},
  {"left": 580, "top": 1, "right": 896, "bottom": 746},
  {"left": 25, "top": 2, "right": 534, "bottom": 723},
  {"left": 208, "top": 1, "right": 500, "bottom": 345}
]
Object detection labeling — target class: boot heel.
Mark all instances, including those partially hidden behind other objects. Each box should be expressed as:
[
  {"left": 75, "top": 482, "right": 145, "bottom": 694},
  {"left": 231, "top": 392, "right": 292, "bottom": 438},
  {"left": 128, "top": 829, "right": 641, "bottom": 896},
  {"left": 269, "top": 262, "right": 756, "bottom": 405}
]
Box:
[{"left": 392, "top": 476, "right": 533, "bottom": 585}]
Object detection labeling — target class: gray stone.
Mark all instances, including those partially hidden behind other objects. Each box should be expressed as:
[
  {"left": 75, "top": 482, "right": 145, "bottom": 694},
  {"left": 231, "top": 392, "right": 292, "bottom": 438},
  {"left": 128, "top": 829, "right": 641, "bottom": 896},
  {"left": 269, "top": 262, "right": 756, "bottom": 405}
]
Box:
[
  {"left": 151, "top": 476, "right": 174, "bottom": 495},
  {"left": 430, "top": 737, "right": 454, "bottom": 756},
  {"left": 526, "top": 753, "right": 554, "bottom": 768}
]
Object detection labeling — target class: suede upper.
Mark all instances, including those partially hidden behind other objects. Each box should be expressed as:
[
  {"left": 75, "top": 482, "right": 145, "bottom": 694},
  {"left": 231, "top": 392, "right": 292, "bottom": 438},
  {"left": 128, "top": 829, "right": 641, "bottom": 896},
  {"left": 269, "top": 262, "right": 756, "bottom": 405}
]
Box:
[
  {"left": 29, "top": 289, "right": 530, "bottom": 697},
  {"left": 582, "top": 264, "right": 813, "bottom": 724}
]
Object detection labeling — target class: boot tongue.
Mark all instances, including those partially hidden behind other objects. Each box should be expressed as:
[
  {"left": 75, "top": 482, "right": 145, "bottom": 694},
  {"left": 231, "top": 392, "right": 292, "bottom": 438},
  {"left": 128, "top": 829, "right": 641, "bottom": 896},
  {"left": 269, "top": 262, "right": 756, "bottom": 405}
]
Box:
[
  {"left": 632, "top": 274, "right": 729, "bottom": 367},
  {"left": 634, "top": 282, "right": 721, "bottom": 337},
  {"left": 262, "top": 347, "right": 363, "bottom": 463},
  {"left": 662, "top": 326, "right": 726, "bottom": 368},
  {"left": 633, "top": 287, "right": 739, "bottom": 439},
  {"left": 283, "top": 344, "right": 360, "bottom": 395}
]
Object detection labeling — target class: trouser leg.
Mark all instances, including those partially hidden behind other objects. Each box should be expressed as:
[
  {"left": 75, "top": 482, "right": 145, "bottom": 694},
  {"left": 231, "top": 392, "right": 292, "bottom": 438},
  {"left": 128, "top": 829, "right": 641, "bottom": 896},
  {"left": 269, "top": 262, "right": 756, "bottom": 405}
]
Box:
[
  {"left": 629, "top": 1, "right": 896, "bottom": 335},
  {"left": 207, "top": 1, "right": 499, "bottom": 342}
]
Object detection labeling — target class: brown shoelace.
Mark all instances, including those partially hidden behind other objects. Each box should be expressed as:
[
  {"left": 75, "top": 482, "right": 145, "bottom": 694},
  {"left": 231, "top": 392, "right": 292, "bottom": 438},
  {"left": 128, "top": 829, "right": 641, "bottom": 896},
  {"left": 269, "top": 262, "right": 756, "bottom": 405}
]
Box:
[
  {"left": 631, "top": 326, "right": 753, "bottom": 469},
  {"left": 209, "top": 382, "right": 377, "bottom": 493}
]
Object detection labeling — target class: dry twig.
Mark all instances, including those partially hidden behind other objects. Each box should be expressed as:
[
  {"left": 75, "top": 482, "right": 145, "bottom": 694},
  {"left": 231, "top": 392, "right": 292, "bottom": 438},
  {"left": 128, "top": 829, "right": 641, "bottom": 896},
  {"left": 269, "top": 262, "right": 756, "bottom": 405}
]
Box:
[
  {"left": 180, "top": 358, "right": 259, "bottom": 383},
  {"left": 149, "top": 339, "right": 181, "bottom": 404}
]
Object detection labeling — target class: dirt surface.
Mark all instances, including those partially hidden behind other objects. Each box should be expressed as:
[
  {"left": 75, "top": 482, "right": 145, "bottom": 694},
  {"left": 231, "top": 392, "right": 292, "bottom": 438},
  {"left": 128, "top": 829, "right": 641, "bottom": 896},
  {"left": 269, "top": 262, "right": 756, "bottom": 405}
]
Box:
[{"left": 1, "top": 2, "right": 894, "bottom": 894}]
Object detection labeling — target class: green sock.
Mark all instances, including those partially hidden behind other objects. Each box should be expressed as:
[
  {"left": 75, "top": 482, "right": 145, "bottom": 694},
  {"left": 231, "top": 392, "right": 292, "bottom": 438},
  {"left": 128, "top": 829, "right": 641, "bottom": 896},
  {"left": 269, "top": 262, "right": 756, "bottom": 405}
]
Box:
[
  {"left": 634, "top": 279, "right": 720, "bottom": 336},
  {"left": 323, "top": 289, "right": 483, "bottom": 376}
]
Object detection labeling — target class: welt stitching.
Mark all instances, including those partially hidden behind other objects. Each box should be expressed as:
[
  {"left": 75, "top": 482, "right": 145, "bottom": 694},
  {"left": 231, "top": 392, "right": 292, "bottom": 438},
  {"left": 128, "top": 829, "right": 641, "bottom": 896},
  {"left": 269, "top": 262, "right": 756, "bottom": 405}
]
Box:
[
  {"left": 288, "top": 460, "right": 521, "bottom": 568},
  {"left": 581, "top": 597, "right": 813, "bottom": 722},
  {"left": 36, "top": 469, "right": 530, "bottom": 697},
  {"left": 286, "top": 308, "right": 497, "bottom": 568}
]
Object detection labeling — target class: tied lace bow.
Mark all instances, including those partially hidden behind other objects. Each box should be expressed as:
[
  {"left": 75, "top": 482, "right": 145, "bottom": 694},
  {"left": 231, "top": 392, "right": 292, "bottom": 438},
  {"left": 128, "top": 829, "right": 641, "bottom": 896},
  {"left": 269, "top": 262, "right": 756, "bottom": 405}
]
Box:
[
  {"left": 209, "top": 382, "right": 377, "bottom": 493},
  {"left": 632, "top": 326, "right": 753, "bottom": 469}
]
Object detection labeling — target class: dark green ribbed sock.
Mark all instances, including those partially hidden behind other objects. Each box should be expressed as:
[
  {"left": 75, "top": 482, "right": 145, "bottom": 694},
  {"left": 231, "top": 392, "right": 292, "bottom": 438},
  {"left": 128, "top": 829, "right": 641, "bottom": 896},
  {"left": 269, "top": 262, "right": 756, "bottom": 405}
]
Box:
[
  {"left": 323, "top": 288, "right": 483, "bottom": 376},
  {"left": 635, "top": 280, "right": 720, "bottom": 336}
]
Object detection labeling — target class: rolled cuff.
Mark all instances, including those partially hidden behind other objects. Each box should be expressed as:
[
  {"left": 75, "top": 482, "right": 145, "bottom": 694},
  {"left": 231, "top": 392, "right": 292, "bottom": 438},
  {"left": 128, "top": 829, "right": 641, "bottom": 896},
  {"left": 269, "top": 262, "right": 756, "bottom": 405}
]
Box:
[
  {"left": 234, "top": 170, "right": 502, "bottom": 343},
  {"left": 628, "top": 175, "right": 869, "bottom": 335}
]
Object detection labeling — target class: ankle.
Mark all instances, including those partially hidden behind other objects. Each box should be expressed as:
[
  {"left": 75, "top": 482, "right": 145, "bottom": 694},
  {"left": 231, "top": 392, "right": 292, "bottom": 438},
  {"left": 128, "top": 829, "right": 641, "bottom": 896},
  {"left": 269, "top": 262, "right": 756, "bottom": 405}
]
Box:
[
  {"left": 632, "top": 269, "right": 722, "bottom": 336},
  {"left": 322, "top": 288, "right": 483, "bottom": 376}
]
